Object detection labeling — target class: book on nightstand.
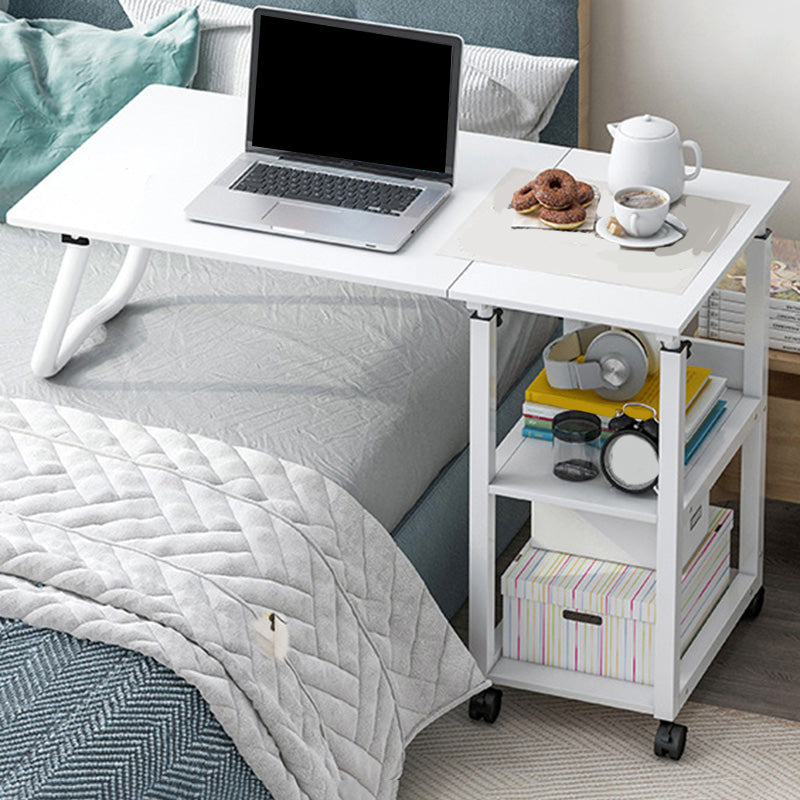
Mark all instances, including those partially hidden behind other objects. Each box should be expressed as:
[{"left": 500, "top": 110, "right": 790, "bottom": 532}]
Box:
[
  {"left": 698, "top": 237, "right": 800, "bottom": 353},
  {"left": 524, "top": 364, "right": 712, "bottom": 419},
  {"left": 523, "top": 385, "right": 727, "bottom": 466},
  {"left": 523, "top": 374, "right": 726, "bottom": 439}
]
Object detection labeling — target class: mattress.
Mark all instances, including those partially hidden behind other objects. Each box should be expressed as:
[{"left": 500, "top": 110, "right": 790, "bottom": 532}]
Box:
[{"left": 0, "top": 225, "right": 556, "bottom": 533}]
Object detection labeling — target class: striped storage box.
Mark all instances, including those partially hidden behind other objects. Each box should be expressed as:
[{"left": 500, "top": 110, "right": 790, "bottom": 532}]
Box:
[{"left": 502, "top": 506, "right": 732, "bottom": 685}]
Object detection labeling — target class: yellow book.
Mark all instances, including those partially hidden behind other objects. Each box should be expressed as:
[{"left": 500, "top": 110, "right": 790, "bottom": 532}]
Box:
[{"left": 525, "top": 365, "right": 712, "bottom": 420}]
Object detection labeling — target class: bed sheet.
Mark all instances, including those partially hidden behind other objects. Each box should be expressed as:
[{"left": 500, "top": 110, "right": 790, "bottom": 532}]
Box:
[{"left": 0, "top": 225, "right": 556, "bottom": 532}]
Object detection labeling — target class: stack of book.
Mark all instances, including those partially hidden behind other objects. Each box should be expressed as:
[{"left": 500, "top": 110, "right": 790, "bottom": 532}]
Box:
[
  {"left": 523, "top": 365, "right": 727, "bottom": 465},
  {"left": 697, "top": 237, "right": 800, "bottom": 354}
]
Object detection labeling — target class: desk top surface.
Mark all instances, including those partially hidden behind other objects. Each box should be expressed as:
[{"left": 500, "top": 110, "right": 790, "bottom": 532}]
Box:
[
  {"left": 6, "top": 84, "right": 567, "bottom": 299},
  {"left": 8, "top": 85, "right": 789, "bottom": 335}
]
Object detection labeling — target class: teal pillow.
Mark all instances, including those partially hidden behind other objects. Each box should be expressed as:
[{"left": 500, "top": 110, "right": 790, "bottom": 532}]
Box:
[{"left": 0, "top": 8, "right": 199, "bottom": 221}]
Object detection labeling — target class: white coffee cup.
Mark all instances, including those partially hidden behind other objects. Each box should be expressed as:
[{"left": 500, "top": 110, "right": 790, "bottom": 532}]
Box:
[{"left": 612, "top": 185, "right": 670, "bottom": 238}]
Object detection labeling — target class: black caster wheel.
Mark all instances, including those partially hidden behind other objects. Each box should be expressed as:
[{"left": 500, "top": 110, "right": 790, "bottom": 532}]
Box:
[
  {"left": 742, "top": 586, "right": 765, "bottom": 620},
  {"left": 468, "top": 688, "right": 503, "bottom": 724},
  {"left": 654, "top": 721, "right": 687, "bottom": 760}
]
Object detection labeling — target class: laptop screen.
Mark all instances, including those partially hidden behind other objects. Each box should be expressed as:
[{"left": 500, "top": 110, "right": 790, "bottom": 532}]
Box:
[{"left": 247, "top": 11, "right": 461, "bottom": 178}]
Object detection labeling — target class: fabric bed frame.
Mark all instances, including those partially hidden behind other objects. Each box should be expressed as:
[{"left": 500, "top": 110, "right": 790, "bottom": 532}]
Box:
[{"left": 0, "top": 1, "right": 586, "bottom": 797}]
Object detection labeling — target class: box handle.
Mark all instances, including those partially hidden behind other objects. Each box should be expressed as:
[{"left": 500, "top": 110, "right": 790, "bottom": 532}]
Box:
[{"left": 562, "top": 609, "right": 603, "bottom": 626}]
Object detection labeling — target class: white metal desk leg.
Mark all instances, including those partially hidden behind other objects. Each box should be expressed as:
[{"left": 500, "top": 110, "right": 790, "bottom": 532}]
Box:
[
  {"left": 740, "top": 229, "right": 771, "bottom": 586},
  {"left": 654, "top": 338, "right": 687, "bottom": 723},
  {"left": 468, "top": 304, "right": 498, "bottom": 675},
  {"left": 31, "top": 238, "right": 150, "bottom": 378}
]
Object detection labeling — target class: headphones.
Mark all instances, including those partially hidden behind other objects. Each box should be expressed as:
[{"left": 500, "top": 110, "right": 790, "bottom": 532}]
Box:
[
  {"left": 543, "top": 325, "right": 659, "bottom": 401},
  {"left": 600, "top": 404, "right": 660, "bottom": 494}
]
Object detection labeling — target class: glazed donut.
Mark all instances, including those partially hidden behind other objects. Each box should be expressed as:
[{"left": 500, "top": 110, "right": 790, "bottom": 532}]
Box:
[
  {"left": 533, "top": 169, "right": 577, "bottom": 209},
  {"left": 511, "top": 181, "right": 541, "bottom": 214},
  {"left": 539, "top": 201, "right": 587, "bottom": 230},
  {"left": 574, "top": 181, "right": 595, "bottom": 207}
]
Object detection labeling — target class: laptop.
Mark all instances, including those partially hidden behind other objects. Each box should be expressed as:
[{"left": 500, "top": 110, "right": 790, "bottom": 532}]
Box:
[{"left": 186, "top": 7, "right": 463, "bottom": 253}]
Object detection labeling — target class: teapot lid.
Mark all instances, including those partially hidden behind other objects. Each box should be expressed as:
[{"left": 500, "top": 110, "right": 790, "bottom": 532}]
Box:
[{"left": 618, "top": 114, "right": 677, "bottom": 140}]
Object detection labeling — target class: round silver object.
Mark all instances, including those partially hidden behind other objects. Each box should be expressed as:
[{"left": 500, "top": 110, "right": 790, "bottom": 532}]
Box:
[
  {"left": 585, "top": 330, "right": 649, "bottom": 400},
  {"left": 601, "top": 430, "right": 659, "bottom": 493}
]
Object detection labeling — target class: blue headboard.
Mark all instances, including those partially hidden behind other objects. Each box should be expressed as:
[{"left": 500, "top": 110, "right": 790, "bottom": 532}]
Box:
[{"left": 7, "top": 0, "right": 586, "bottom": 145}]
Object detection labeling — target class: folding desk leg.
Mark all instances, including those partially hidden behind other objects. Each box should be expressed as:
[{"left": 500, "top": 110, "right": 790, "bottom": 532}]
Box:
[
  {"left": 468, "top": 304, "right": 498, "bottom": 675},
  {"left": 31, "top": 237, "right": 151, "bottom": 378}
]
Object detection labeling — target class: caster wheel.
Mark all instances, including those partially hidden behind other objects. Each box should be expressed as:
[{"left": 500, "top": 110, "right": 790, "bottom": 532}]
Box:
[
  {"left": 468, "top": 688, "right": 503, "bottom": 724},
  {"left": 654, "top": 721, "right": 687, "bottom": 760},
  {"left": 742, "top": 586, "right": 765, "bottom": 620}
]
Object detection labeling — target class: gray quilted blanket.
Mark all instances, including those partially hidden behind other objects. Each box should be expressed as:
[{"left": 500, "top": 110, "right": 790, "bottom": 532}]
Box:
[{"left": 0, "top": 397, "right": 489, "bottom": 800}]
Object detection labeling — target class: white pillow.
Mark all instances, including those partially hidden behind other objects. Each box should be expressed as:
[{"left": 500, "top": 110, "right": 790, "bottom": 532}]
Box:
[
  {"left": 120, "top": 0, "right": 577, "bottom": 141},
  {"left": 460, "top": 46, "right": 576, "bottom": 141}
]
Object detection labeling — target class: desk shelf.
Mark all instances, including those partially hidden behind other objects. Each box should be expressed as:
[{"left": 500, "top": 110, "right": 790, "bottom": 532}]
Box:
[
  {"left": 485, "top": 569, "right": 759, "bottom": 716},
  {"left": 490, "top": 388, "right": 763, "bottom": 524}
]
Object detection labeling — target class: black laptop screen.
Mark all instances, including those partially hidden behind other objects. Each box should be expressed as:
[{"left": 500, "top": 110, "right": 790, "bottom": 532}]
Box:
[{"left": 248, "top": 14, "right": 458, "bottom": 176}]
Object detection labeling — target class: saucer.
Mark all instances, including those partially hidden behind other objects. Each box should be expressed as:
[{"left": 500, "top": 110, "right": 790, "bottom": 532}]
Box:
[{"left": 595, "top": 215, "right": 684, "bottom": 249}]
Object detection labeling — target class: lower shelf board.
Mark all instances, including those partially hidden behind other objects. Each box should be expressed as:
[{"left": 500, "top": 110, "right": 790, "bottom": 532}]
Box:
[
  {"left": 488, "top": 658, "right": 654, "bottom": 715},
  {"left": 486, "top": 571, "right": 760, "bottom": 719}
]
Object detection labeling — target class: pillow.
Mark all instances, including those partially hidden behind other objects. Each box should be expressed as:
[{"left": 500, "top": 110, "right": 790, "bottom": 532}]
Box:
[
  {"left": 120, "top": 0, "right": 577, "bottom": 141},
  {"left": 460, "top": 46, "right": 576, "bottom": 141},
  {"left": 0, "top": 8, "right": 199, "bottom": 221},
  {"left": 121, "top": 0, "right": 251, "bottom": 95}
]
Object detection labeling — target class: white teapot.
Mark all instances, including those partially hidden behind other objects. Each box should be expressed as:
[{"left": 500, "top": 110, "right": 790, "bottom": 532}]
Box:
[{"left": 607, "top": 114, "right": 702, "bottom": 203}]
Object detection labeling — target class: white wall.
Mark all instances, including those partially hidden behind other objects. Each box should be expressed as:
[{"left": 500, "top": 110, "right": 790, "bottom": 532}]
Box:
[{"left": 589, "top": 0, "right": 798, "bottom": 238}]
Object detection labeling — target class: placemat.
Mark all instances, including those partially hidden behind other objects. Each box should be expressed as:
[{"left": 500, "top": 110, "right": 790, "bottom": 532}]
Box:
[{"left": 440, "top": 167, "right": 749, "bottom": 294}]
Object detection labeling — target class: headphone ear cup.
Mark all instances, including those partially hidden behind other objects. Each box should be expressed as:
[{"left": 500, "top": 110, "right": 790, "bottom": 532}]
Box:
[
  {"left": 585, "top": 330, "right": 649, "bottom": 401},
  {"left": 624, "top": 330, "right": 660, "bottom": 375}
]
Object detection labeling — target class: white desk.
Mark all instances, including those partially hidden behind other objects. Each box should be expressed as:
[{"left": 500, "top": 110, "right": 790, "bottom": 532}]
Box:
[
  {"left": 6, "top": 84, "right": 567, "bottom": 377},
  {"left": 8, "top": 84, "right": 790, "bottom": 758}
]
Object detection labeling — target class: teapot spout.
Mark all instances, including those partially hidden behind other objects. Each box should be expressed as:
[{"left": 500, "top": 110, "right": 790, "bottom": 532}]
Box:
[{"left": 606, "top": 122, "right": 620, "bottom": 139}]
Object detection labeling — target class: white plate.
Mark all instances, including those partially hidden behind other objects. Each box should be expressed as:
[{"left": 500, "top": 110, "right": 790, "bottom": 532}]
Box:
[{"left": 595, "top": 215, "right": 684, "bottom": 249}]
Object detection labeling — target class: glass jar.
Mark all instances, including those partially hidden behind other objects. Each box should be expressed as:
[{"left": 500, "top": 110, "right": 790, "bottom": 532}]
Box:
[{"left": 552, "top": 410, "right": 601, "bottom": 482}]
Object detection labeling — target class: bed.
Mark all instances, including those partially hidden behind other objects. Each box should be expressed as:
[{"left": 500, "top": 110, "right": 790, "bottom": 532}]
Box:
[{"left": 0, "top": 1, "right": 589, "bottom": 797}]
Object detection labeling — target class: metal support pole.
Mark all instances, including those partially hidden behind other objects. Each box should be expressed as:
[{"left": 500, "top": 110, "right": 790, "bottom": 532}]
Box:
[
  {"left": 468, "top": 304, "right": 499, "bottom": 674},
  {"left": 740, "top": 229, "right": 771, "bottom": 585},
  {"left": 653, "top": 338, "right": 688, "bottom": 721}
]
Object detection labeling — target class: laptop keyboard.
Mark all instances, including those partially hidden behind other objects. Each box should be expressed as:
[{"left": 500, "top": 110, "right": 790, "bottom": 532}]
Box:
[{"left": 230, "top": 163, "right": 422, "bottom": 216}]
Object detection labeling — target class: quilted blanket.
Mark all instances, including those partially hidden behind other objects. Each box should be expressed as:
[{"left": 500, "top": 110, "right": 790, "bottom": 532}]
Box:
[{"left": 0, "top": 398, "right": 489, "bottom": 800}]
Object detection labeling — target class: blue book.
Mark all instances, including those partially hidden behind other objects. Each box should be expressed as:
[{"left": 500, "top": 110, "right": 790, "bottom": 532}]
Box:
[{"left": 684, "top": 400, "right": 726, "bottom": 464}]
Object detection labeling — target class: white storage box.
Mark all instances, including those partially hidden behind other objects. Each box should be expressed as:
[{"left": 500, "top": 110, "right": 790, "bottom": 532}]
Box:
[
  {"left": 530, "top": 497, "right": 710, "bottom": 570},
  {"left": 502, "top": 506, "right": 732, "bottom": 685}
]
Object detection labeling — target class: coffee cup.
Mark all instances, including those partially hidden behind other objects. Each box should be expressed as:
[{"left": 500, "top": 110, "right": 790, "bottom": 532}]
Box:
[{"left": 612, "top": 186, "right": 670, "bottom": 238}]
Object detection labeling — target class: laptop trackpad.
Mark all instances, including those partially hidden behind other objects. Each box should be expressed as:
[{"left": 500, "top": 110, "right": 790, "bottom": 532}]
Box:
[{"left": 263, "top": 202, "right": 346, "bottom": 236}]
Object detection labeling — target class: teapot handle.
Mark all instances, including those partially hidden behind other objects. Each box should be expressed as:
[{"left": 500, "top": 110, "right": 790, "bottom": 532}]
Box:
[{"left": 683, "top": 140, "right": 702, "bottom": 182}]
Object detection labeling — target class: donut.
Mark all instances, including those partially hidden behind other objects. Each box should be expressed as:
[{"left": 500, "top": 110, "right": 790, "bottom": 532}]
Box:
[
  {"left": 539, "top": 201, "right": 587, "bottom": 230},
  {"left": 574, "top": 181, "right": 595, "bottom": 207},
  {"left": 533, "top": 169, "right": 577, "bottom": 210},
  {"left": 511, "top": 181, "right": 541, "bottom": 214}
]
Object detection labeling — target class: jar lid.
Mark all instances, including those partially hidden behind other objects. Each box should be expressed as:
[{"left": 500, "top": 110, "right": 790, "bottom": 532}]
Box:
[
  {"left": 552, "top": 410, "right": 602, "bottom": 443},
  {"left": 618, "top": 113, "right": 676, "bottom": 140}
]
